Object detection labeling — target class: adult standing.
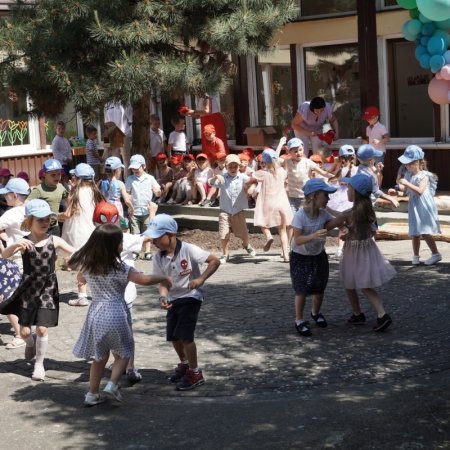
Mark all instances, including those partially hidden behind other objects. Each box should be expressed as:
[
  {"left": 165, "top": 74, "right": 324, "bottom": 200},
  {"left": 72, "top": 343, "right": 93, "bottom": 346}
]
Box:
[{"left": 291, "top": 97, "right": 339, "bottom": 157}]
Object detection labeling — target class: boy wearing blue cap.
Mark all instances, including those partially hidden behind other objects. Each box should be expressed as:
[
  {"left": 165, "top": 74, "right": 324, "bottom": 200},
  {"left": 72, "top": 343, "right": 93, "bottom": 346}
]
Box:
[
  {"left": 144, "top": 214, "right": 220, "bottom": 390},
  {"left": 27, "top": 159, "right": 68, "bottom": 236},
  {"left": 290, "top": 178, "right": 342, "bottom": 337}
]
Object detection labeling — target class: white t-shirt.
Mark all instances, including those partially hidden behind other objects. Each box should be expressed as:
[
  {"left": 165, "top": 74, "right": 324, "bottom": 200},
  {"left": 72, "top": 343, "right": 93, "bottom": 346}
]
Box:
[
  {"left": 291, "top": 208, "right": 334, "bottom": 256},
  {"left": 51, "top": 135, "right": 72, "bottom": 165},
  {"left": 168, "top": 131, "right": 188, "bottom": 153},
  {"left": 104, "top": 103, "right": 133, "bottom": 136},
  {"left": 149, "top": 128, "right": 166, "bottom": 157},
  {"left": 194, "top": 167, "right": 214, "bottom": 184},
  {"left": 285, "top": 158, "right": 318, "bottom": 198},
  {"left": 122, "top": 233, "right": 144, "bottom": 305},
  {"left": 366, "top": 121, "right": 388, "bottom": 154},
  {"left": 0, "top": 204, "right": 28, "bottom": 268},
  {"left": 152, "top": 241, "right": 209, "bottom": 302}
]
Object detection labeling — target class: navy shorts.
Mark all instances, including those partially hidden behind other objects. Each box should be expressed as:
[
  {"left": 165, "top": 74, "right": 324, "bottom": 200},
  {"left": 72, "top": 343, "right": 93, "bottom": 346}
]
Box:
[{"left": 166, "top": 298, "right": 201, "bottom": 342}]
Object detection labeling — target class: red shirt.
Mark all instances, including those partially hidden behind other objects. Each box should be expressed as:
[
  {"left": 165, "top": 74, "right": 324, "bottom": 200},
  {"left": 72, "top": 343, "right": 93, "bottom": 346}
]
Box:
[{"left": 203, "top": 137, "right": 227, "bottom": 160}]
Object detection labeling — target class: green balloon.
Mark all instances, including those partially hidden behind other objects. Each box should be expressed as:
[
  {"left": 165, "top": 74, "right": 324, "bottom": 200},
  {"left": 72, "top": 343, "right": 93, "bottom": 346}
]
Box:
[
  {"left": 397, "top": 0, "right": 417, "bottom": 9},
  {"left": 409, "top": 7, "right": 420, "bottom": 18}
]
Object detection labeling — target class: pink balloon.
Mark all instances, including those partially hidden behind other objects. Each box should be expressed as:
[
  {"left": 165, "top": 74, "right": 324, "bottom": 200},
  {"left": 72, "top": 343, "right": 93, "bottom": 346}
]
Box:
[
  {"left": 436, "top": 71, "right": 443, "bottom": 79},
  {"left": 440, "top": 64, "right": 450, "bottom": 80},
  {"left": 428, "top": 77, "right": 450, "bottom": 104}
]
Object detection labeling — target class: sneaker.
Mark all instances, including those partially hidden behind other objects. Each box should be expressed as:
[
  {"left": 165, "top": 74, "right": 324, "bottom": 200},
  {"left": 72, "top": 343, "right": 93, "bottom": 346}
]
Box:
[
  {"left": 6, "top": 336, "right": 26, "bottom": 349},
  {"left": 347, "top": 313, "right": 366, "bottom": 325},
  {"left": 166, "top": 199, "right": 176, "bottom": 205},
  {"left": 411, "top": 255, "right": 421, "bottom": 265},
  {"left": 84, "top": 392, "right": 106, "bottom": 406},
  {"left": 424, "top": 253, "right": 442, "bottom": 266},
  {"left": 103, "top": 381, "right": 123, "bottom": 402},
  {"left": 263, "top": 237, "right": 274, "bottom": 252},
  {"left": 175, "top": 369, "right": 205, "bottom": 391},
  {"left": 25, "top": 333, "right": 37, "bottom": 360},
  {"left": 219, "top": 254, "right": 229, "bottom": 264},
  {"left": 295, "top": 321, "right": 312, "bottom": 336},
  {"left": 126, "top": 368, "right": 142, "bottom": 383},
  {"left": 132, "top": 252, "right": 140, "bottom": 261},
  {"left": 244, "top": 245, "right": 256, "bottom": 257},
  {"left": 68, "top": 297, "right": 89, "bottom": 306},
  {"left": 210, "top": 198, "right": 220, "bottom": 207},
  {"left": 31, "top": 364, "right": 45, "bottom": 381},
  {"left": 334, "top": 248, "right": 343, "bottom": 259},
  {"left": 169, "top": 362, "right": 189, "bottom": 383},
  {"left": 198, "top": 198, "right": 209, "bottom": 207},
  {"left": 144, "top": 252, "right": 153, "bottom": 261},
  {"left": 311, "top": 312, "right": 328, "bottom": 328},
  {"left": 373, "top": 313, "right": 392, "bottom": 332}
]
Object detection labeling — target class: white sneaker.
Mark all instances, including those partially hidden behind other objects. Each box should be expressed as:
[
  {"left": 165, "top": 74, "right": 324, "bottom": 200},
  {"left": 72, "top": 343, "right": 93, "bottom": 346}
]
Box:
[
  {"left": 244, "top": 245, "right": 256, "bottom": 257},
  {"left": 219, "top": 255, "right": 229, "bottom": 264},
  {"left": 126, "top": 368, "right": 142, "bottom": 383},
  {"left": 334, "top": 248, "right": 343, "bottom": 259},
  {"left": 103, "top": 381, "right": 122, "bottom": 402},
  {"left": 6, "top": 336, "right": 26, "bottom": 349},
  {"left": 411, "top": 255, "right": 421, "bottom": 265},
  {"left": 424, "top": 253, "right": 442, "bottom": 265},
  {"left": 84, "top": 392, "right": 106, "bottom": 406}
]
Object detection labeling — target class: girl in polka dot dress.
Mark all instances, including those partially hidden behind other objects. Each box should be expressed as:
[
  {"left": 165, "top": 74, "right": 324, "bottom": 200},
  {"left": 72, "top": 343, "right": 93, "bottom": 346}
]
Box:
[
  {"left": 69, "top": 223, "right": 171, "bottom": 406},
  {"left": 1, "top": 199, "right": 75, "bottom": 382}
]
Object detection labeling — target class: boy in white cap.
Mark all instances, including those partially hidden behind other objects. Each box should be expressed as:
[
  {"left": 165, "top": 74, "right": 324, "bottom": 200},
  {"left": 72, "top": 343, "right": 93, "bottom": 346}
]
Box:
[
  {"left": 0, "top": 177, "right": 30, "bottom": 349},
  {"left": 144, "top": 214, "right": 220, "bottom": 390},
  {"left": 207, "top": 153, "right": 256, "bottom": 264},
  {"left": 125, "top": 154, "right": 161, "bottom": 260}
]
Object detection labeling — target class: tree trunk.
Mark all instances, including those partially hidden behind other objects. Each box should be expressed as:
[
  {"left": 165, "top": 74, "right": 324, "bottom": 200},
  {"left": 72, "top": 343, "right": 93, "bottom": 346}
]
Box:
[{"left": 131, "top": 91, "right": 150, "bottom": 156}]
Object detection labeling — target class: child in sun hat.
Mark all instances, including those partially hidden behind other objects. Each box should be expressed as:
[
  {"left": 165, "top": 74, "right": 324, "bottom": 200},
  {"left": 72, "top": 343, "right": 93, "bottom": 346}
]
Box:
[{"left": 397, "top": 145, "right": 441, "bottom": 266}]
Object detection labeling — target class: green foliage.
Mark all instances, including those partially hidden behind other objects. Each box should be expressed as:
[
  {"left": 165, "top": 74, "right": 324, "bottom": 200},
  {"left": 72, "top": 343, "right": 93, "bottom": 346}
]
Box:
[{"left": 0, "top": 0, "right": 296, "bottom": 119}]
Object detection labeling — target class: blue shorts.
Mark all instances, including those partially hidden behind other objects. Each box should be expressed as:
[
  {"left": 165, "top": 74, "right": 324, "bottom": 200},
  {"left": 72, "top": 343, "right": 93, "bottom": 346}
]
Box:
[{"left": 166, "top": 298, "right": 201, "bottom": 342}]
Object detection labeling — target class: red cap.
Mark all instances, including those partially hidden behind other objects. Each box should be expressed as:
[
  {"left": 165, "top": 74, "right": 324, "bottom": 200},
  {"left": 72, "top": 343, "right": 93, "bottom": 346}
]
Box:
[
  {"left": 238, "top": 153, "right": 250, "bottom": 161},
  {"left": 0, "top": 168, "right": 13, "bottom": 177},
  {"left": 16, "top": 171, "right": 30, "bottom": 181},
  {"left": 183, "top": 154, "right": 195, "bottom": 161},
  {"left": 38, "top": 169, "right": 45, "bottom": 179},
  {"left": 170, "top": 155, "right": 183, "bottom": 165},
  {"left": 363, "top": 106, "right": 380, "bottom": 120},
  {"left": 242, "top": 147, "right": 254, "bottom": 158},
  {"left": 310, "top": 154, "right": 323, "bottom": 163},
  {"left": 203, "top": 124, "right": 216, "bottom": 135},
  {"left": 196, "top": 153, "right": 208, "bottom": 160},
  {"left": 156, "top": 152, "right": 167, "bottom": 161},
  {"left": 178, "top": 105, "right": 190, "bottom": 115},
  {"left": 256, "top": 153, "right": 263, "bottom": 162}
]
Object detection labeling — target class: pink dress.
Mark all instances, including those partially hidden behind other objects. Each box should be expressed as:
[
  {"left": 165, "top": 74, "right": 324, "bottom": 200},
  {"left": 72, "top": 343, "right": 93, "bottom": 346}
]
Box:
[{"left": 253, "top": 168, "right": 293, "bottom": 228}]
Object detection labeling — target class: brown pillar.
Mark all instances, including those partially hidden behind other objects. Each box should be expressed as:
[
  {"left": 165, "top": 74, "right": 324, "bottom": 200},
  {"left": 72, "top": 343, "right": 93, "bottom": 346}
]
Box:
[
  {"left": 357, "top": 0, "right": 379, "bottom": 109},
  {"left": 290, "top": 44, "right": 298, "bottom": 118},
  {"left": 232, "top": 55, "right": 250, "bottom": 145}
]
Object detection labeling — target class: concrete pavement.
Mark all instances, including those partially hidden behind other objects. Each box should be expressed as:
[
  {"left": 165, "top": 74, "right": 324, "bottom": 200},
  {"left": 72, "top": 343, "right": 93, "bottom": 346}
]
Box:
[{"left": 0, "top": 238, "right": 449, "bottom": 449}]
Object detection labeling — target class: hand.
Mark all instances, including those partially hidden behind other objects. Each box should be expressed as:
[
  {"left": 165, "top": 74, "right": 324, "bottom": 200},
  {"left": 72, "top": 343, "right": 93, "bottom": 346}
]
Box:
[
  {"left": 376, "top": 162, "right": 384, "bottom": 172},
  {"left": 216, "top": 174, "right": 224, "bottom": 185},
  {"left": 188, "top": 277, "right": 203, "bottom": 290},
  {"left": 160, "top": 297, "right": 172, "bottom": 310},
  {"left": 373, "top": 139, "right": 380, "bottom": 145},
  {"left": 15, "top": 239, "right": 35, "bottom": 252},
  {"left": 398, "top": 178, "right": 407, "bottom": 185},
  {"left": 314, "top": 229, "right": 328, "bottom": 239},
  {"left": 390, "top": 197, "right": 400, "bottom": 208}
]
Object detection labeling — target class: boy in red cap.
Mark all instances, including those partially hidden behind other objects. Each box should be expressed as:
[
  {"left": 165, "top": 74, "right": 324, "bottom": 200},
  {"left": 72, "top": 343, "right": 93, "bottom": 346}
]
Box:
[
  {"left": 194, "top": 153, "right": 214, "bottom": 206},
  {"left": 202, "top": 124, "right": 227, "bottom": 163},
  {"left": 362, "top": 106, "right": 389, "bottom": 165},
  {"left": 238, "top": 153, "right": 254, "bottom": 176}
]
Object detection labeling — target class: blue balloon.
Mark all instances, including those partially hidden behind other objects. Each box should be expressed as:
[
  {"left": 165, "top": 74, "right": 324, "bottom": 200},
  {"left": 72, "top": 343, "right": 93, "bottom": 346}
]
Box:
[
  {"left": 420, "top": 36, "right": 430, "bottom": 46},
  {"left": 443, "top": 50, "right": 450, "bottom": 64},
  {"left": 419, "top": 13, "right": 432, "bottom": 23},
  {"left": 419, "top": 53, "right": 431, "bottom": 69},
  {"left": 433, "top": 30, "right": 450, "bottom": 48},
  {"left": 421, "top": 22, "right": 436, "bottom": 36},
  {"left": 402, "top": 20, "right": 422, "bottom": 41},
  {"left": 428, "top": 36, "right": 445, "bottom": 55},
  {"left": 430, "top": 55, "right": 446, "bottom": 73},
  {"left": 415, "top": 45, "right": 429, "bottom": 60},
  {"left": 435, "top": 18, "right": 450, "bottom": 30}
]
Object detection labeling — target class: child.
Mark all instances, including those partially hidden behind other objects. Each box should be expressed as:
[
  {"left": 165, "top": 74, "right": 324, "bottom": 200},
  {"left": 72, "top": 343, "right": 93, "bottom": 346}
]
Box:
[
  {"left": 148, "top": 114, "right": 167, "bottom": 175},
  {"left": 238, "top": 153, "right": 254, "bottom": 176},
  {"left": 1, "top": 199, "right": 75, "bottom": 380},
  {"left": 166, "top": 155, "right": 188, "bottom": 205},
  {"left": 27, "top": 159, "right": 69, "bottom": 236},
  {"left": 167, "top": 115, "right": 188, "bottom": 157},
  {"left": 202, "top": 124, "right": 227, "bottom": 163},
  {"left": 144, "top": 214, "right": 220, "bottom": 391},
  {"left": 0, "top": 177, "right": 30, "bottom": 349},
  {"left": 102, "top": 156, "right": 134, "bottom": 218},
  {"left": 397, "top": 145, "right": 442, "bottom": 265},
  {"left": 290, "top": 178, "right": 341, "bottom": 336},
  {"left": 356, "top": 145, "right": 399, "bottom": 208},
  {"left": 126, "top": 154, "right": 161, "bottom": 260},
  {"left": 0, "top": 168, "right": 13, "bottom": 188},
  {"left": 155, "top": 153, "right": 174, "bottom": 203},
  {"left": 208, "top": 154, "right": 256, "bottom": 264},
  {"left": 249, "top": 149, "right": 293, "bottom": 261},
  {"left": 85, "top": 125, "right": 103, "bottom": 180},
  {"left": 69, "top": 223, "right": 171, "bottom": 405},
  {"left": 309, "top": 154, "right": 327, "bottom": 180},
  {"left": 51, "top": 121, "right": 73, "bottom": 175},
  {"left": 194, "top": 153, "right": 214, "bottom": 206},
  {"left": 338, "top": 174, "right": 395, "bottom": 331},
  {"left": 199, "top": 151, "right": 226, "bottom": 207},
  {"left": 362, "top": 106, "right": 389, "bottom": 164}
]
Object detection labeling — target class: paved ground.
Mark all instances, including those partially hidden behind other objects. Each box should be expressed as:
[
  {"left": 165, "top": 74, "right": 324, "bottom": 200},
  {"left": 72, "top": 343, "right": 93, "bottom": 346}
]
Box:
[{"left": 0, "top": 238, "right": 449, "bottom": 449}]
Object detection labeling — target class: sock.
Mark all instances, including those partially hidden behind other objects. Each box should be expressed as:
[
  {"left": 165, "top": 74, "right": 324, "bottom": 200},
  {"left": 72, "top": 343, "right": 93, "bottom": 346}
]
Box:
[
  {"left": 24, "top": 335, "right": 35, "bottom": 347},
  {"left": 78, "top": 293, "right": 88, "bottom": 299},
  {"left": 191, "top": 368, "right": 199, "bottom": 373},
  {"left": 35, "top": 335, "right": 49, "bottom": 367},
  {"left": 295, "top": 320, "right": 303, "bottom": 326}
]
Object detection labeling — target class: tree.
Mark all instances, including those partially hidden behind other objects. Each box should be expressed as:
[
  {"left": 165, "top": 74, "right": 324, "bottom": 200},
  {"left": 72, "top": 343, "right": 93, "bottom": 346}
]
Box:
[{"left": 0, "top": 0, "right": 296, "bottom": 153}]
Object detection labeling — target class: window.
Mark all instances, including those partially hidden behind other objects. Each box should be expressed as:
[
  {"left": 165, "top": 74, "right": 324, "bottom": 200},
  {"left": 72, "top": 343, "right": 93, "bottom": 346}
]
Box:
[
  {"left": 382, "top": 0, "right": 398, "bottom": 7},
  {"left": 0, "top": 90, "right": 30, "bottom": 147},
  {"left": 299, "top": 0, "right": 356, "bottom": 18},
  {"left": 304, "top": 44, "right": 360, "bottom": 139},
  {"left": 256, "top": 47, "right": 293, "bottom": 135}
]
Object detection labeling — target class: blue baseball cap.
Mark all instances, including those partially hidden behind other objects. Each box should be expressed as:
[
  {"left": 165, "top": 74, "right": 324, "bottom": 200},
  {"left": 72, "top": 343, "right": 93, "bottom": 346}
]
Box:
[
  {"left": 43, "top": 159, "right": 63, "bottom": 173},
  {"left": 356, "top": 144, "right": 383, "bottom": 161},
  {"left": 69, "top": 163, "right": 95, "bottom": 180},
  {"left": 287, "top": 138, "right": 304, "bottom": 151},
  {"left": 25, "top": 199, "right": 56, "bottom": 218},
  {"left": 0, "top": 178, "right": 30, "bottom": 196},
  {"left": 398, "top": 145, "right": 425, "bottom": 164},
  {"left": 128, "top": 154, "right": 146, "bottom": 169},
  {"left": 261, "top": 149, "right": 278, "bottom": 164},
  {"left": 341, "top": 174, "right": 372, "bottom": 197},
  {"left": 303, "top": 178, "right": 337, "bottom": 197},
  {"left": 143, "top": 214, "right": 178, "bottom": 239},
  {"left": 339, "top": 144, "right": 355, "bottom": 157},
  {"left": 105, "top": 156, "right": 124, "bottom": 170}
]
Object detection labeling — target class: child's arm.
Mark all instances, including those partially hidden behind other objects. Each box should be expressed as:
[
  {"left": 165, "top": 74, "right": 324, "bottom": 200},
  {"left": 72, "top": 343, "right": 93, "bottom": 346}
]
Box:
[
  {"left": 398, "top": 175, "right": 428, "bottom": 196},
  {"left": 120, "top": 184, "right": 134, "bottom": 216},
  {"left": 53, "top": 236, "right": 76, "bottom": 254},
  {"left": 292, "top": 227, "right": 327, "bottom": 246},
  {"left": 189, "top": 254, "right": 220, "bottom": 290},
  {"left": 378, "top": 191, "right": 399, "bottom": 208},
  {"left": 129, "top": 271, "right": 172, "bottom": 288},
  {"left": 2, "top": 239, "right": 34, "bottom": 258},
  {"left": 325, "top": 211, "right": 350, "bottom": 230},
  {"left": 373, "top": 133, "right": 389, "bottom": 147}
]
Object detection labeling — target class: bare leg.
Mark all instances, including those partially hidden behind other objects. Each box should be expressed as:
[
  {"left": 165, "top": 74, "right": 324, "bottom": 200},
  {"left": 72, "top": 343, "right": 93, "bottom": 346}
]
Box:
[
  {"left": 361, "top": 288, "right": 386, "bottom": 318},
  {"left": 422, "top": 234, "right": 438, "bottom": 254},
  {"left": 111, "top": 354, "right": 129, "bottom": 384},
  {"left": 412, "top": 235, "right": 421, "bottom": 256},
  {"left": 311, "top": 293, "right": 324, "bottom": 316},
  {"left": 181, "top": 340, "right": 198, "bottom": 369},
  {"left": 278, "top": 224, "right": 289, "bottom": 261},
  {"left": 89, "top": 354, "right": 109, "bottom": 394},
  {"left": 294, "top": 293, "right": 306, "bottom": 321},
  {"left": 221, "top": 237, "right": 230, "bottom": 257},
  {"left": 172, "top": 340, "right": 186, "bottom": 361},
  {"left": 345, "top": 289, "right": 362, "bottom": 315},
  {"left": 7, "top": 314, "right": 20, "bottom": 337}
]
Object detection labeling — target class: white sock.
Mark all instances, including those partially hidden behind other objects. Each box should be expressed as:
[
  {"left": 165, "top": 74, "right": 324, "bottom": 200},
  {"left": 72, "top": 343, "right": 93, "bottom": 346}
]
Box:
[
  {"left": 78, "top": 293, "right": 88, "bottom": 299},
  {"left": 295, "top": 320, "right": 303, "bottom": 326},
  {"left": 35, "top": 335, "right": 48, "bottom": 366}
]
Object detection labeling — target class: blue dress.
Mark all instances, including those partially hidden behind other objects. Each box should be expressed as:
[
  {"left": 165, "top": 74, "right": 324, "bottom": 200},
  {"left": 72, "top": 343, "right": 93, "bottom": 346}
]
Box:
[{"left": 406, "top": 170, "right": 440, "bottom": 236}]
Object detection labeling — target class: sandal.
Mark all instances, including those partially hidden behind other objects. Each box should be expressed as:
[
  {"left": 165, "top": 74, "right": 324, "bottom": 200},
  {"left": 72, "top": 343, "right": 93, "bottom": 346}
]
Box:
[
  {"left": 263, "top": 238, "right": 274, "bottom": 252},
  {"left": 311, "top": 312, "right": 328, "bottom": 328},
  {"left": 68, "top": 297, "right": 90, "bottom": 307}
]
